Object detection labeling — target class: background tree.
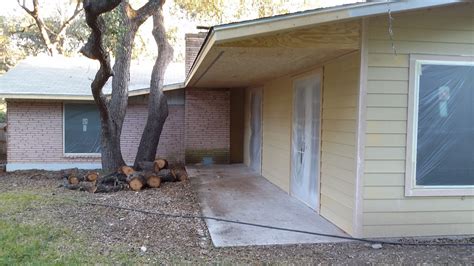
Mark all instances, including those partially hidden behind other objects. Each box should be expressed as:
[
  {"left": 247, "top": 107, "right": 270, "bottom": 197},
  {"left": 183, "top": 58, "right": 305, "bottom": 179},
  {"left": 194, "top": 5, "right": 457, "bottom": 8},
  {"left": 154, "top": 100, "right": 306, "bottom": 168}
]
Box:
[{"left": 16, "top": 0, "right": 83, "bottom": 55}]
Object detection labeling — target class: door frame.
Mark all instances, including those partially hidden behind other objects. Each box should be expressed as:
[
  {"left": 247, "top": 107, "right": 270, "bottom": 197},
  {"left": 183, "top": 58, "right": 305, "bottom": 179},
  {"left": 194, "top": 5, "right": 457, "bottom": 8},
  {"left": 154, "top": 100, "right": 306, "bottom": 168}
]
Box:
[
  {"left": 289, "top": 68, "right": 323, "bottom": 212},
  {"left": 249, "top": 87, "right": 263, "bottom": 174}
]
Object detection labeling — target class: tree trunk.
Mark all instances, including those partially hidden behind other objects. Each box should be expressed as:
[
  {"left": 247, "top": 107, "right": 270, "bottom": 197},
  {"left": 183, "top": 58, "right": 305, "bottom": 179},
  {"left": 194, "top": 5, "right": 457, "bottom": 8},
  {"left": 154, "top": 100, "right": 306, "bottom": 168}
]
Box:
[
  {"left": 81, "top": 0, "right": 163, "bottom": 171},
  {"left": 134, "top": 5, "right": 173, "bottom": 168}
]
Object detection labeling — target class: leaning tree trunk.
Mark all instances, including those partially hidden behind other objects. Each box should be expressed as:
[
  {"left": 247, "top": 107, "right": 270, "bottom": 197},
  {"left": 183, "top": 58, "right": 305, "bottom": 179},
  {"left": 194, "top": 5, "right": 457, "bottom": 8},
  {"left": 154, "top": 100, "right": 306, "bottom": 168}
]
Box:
[
  {"left": 81, "top": 0, "right": 165, "bottom": 171},
  {"left": 80, "top": 0, "right": 122, "bottom": 171},
  {"left": 134, "top": 6, "right": 173, "bottom": 169},
  {"left": 100, "top": 2, "right": 143, "bottom": 171}
]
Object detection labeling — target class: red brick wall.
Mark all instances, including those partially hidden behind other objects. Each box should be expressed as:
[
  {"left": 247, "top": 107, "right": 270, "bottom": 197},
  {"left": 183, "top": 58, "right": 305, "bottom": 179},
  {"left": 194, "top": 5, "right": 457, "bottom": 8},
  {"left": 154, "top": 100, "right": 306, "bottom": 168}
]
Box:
[
  {"left": 122, "top": 104, "right": 184, "bottom": 163},
  {"left": 185, "top": 88, "right": 230, "bottom": 163},
  {"left": 7, "top": 101, "right": 184, "bottom": 168},
  {"left": 185, "top": 33, "right": 207, "bottom": 75}
]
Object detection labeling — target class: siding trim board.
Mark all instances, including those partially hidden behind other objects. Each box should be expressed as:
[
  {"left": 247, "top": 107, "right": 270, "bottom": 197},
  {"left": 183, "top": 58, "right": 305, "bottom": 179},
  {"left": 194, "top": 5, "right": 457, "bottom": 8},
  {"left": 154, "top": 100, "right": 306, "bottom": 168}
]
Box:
[{"left": 353, "top": 18, "right": 368, "bottom": 238}]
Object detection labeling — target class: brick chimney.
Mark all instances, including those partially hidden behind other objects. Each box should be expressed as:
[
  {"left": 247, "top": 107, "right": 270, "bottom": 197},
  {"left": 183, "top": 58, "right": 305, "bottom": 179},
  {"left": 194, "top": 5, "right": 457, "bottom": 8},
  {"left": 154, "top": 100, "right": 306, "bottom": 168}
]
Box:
[{"left": 185, "top": 32, "right": 207, "bottom": 75}]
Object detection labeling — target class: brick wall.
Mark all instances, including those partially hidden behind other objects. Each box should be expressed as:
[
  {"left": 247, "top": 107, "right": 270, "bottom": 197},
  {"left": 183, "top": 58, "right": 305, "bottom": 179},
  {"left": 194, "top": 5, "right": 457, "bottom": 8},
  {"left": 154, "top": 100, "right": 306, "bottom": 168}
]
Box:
[
  {"left": 185, "top": 32, "right": 207, "bottom": 75},
  {"left": 7, "top": 101, "right": 185, "bottom": 167},
  {"left": 185, "top": 88, "right": 230, "bottom": 163},
  {"left": 122, "top": 104, "right": 185, "bottom": 163}
]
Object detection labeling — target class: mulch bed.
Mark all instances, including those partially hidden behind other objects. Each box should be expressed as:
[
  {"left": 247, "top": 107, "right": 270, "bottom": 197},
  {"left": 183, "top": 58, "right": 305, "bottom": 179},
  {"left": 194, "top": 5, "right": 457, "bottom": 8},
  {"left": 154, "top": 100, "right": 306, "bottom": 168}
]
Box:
[{"left": 0, "top": 170, "right": 473, "bottom": 264}]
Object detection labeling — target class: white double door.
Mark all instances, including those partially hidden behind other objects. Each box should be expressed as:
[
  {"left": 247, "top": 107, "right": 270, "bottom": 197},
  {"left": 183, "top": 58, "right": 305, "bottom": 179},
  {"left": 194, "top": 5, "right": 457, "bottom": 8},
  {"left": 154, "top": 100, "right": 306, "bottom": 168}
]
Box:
[{"left": 291, "top": 72, "right": 322, "bottom": 211}]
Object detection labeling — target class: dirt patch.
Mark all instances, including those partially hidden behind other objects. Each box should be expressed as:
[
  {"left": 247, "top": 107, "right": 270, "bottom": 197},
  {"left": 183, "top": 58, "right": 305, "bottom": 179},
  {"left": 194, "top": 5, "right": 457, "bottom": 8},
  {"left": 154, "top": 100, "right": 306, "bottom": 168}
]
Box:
[{"left": 0, "top": 170, "right": 473, "bottom": 264}]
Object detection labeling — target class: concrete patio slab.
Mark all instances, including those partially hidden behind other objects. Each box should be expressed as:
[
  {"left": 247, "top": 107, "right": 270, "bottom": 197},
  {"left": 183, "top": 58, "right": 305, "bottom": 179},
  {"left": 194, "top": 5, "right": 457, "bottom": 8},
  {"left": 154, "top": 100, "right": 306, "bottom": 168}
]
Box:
[{"left": 189, "top": 164, "right": 350, "bottom": 247}]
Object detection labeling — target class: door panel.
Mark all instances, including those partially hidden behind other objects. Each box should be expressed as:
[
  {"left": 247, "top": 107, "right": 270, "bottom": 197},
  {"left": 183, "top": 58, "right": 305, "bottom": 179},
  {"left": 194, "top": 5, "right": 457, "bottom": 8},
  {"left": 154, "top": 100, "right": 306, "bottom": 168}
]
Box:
[
  {"left": 249, "top": 88, "right": 262, "bottom": 174},
  {"left": 291, "top": 73, "right": 321, "bottom": 211}
]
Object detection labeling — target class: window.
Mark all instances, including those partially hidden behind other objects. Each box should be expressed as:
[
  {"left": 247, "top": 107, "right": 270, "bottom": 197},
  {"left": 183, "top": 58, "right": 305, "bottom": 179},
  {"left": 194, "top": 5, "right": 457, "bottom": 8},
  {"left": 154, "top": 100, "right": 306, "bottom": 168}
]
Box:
[
  {"left": 406, "top": 55, "right": 474, "bottom": 196},
  {"left": 64, "top": 103, "right": 101, "bottom": 154}
]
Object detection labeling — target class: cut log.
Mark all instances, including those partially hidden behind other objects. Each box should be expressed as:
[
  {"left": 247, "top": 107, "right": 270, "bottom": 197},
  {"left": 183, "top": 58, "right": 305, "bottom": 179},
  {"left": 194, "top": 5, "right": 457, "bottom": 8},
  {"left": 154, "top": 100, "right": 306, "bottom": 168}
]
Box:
[
  {"left": 175, "top": 169, "right": 188, "bottom": 182},
  {"left": 154, "top": 159, "right": 168, "bottom": 172},
  {"left": 137, "top": 161, "right": 155, "bottom": 172},
  {"left": 98, "top": 173, "right": 127, "bottom": 185},
  {"left": 118, "top": 165, "right": 135, "bottom": 176},
  {"left": 95, "top": 183, "right": 129, "bottom": 193},
  {"left": 68, "top": 174, "right": 84, "bottom": 185},
  {"left": 126, "top": 172, "right": 146, "bottom": 191},
  {"left": 60, "top": 168, "right": 79, "bottom": 179},
  {"left": 85, "top": 171, "right": 99, "bottom": 182},
  {"left": 157, "top": 169, "right": 176, "bottom": 182},
  {"left": 145, "top": 171, "right": 161, "bottom": 188},
  {"left": 64, "top": 181, "right": 97, "bottom": 193}
]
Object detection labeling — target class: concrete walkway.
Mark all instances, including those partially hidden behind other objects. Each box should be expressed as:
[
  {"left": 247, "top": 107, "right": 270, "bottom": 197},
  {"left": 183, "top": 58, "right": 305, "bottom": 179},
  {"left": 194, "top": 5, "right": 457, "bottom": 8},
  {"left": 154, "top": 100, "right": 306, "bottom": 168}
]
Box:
[{"left": 188, "top": 164, "right": 349, "bottom": 247}]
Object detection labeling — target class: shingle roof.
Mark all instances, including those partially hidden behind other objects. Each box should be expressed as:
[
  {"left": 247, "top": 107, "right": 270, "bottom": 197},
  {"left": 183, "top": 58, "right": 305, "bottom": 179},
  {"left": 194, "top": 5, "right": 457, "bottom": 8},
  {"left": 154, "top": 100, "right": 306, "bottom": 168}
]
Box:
[{"left": 0, "top": 55, "right": 185, "bottom": 97}]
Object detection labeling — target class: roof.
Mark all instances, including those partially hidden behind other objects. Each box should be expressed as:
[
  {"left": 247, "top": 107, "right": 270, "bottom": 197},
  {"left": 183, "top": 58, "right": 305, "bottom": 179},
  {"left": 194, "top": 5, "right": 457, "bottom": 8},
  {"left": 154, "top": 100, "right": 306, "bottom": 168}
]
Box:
[
  {"left": 186, "top": 0, "right": 467, "bottom": 87},
  {"left": 0, "top": 55, "right": 185, "bottom": 100}
]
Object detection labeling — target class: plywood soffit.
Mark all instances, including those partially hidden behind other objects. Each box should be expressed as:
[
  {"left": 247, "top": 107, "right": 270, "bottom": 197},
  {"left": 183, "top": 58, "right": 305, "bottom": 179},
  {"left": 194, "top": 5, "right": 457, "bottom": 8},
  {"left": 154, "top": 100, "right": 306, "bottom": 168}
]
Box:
[{"left": 216, "top": 21, "right": 361, "bottom": 50}]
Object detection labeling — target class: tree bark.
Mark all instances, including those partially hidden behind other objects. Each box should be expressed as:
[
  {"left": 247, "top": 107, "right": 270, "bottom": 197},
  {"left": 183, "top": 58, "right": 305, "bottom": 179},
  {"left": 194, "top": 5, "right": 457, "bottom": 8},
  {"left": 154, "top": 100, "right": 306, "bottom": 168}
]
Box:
[
  {"left": 81, "top": 0, "right": 163, "bottom": 171},
  {"left": 80, "top": 0, "right": 122, "bottom": 171},
  {"left": 134, "top": 3, "right": 173, "bottom": 168}
]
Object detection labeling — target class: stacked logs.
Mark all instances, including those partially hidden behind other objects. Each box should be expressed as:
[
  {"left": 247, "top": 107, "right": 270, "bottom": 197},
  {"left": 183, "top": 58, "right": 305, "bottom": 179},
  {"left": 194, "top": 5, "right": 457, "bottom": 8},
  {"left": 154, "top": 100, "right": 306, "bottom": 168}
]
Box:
[{"left": 63, "top": 159, "right": 188, "bottom": 193}]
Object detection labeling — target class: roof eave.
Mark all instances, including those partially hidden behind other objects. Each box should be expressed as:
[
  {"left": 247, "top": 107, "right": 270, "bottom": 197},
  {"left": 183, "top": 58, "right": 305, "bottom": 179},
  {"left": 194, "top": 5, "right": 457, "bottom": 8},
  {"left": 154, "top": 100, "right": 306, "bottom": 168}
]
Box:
[
  {"left": 184, "top": 0, "right": 467, "bottom": 87},
  {"left": 0, "top": 94, "right": 94, "bottom": 101},
  {"left": 0, "top": 82, "right": 186, "bottom": 100}
]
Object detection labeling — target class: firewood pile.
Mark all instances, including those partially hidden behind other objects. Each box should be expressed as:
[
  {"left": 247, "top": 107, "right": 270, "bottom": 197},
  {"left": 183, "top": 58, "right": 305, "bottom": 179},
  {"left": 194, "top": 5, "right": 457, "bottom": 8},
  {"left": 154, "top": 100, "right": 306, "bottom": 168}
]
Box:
[{"left": 62, "top": 159, "right": 188, "bottom": 193}]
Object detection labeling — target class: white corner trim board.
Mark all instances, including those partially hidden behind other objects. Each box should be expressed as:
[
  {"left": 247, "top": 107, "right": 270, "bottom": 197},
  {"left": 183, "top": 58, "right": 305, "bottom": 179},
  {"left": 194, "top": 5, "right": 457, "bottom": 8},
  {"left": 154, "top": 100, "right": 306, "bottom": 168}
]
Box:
[{"left": 7, "top": 163, "right": 103, "bottom": 171}]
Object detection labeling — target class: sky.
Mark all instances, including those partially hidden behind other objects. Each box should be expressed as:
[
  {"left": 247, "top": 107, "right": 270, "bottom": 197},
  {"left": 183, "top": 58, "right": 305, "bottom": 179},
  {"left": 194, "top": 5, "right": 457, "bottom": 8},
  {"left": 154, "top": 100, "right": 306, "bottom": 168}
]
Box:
[{"left": 1, "top": 0, "right": 366, "bottom": 62}]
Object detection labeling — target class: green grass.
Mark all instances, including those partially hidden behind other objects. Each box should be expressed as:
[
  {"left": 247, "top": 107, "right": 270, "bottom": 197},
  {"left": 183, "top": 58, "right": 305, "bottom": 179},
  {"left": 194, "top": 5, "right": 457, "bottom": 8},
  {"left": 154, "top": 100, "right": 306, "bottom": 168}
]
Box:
[
  {"left": 0, "top": 191, "right": 46, "bottom": 214},
  {"left": 0, "top": 191, "right": 138, "bottom": 265}
]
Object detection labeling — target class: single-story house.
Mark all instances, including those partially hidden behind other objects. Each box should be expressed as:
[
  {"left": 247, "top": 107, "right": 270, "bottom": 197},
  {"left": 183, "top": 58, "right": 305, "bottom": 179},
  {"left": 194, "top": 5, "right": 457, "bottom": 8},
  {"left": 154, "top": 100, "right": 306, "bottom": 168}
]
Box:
[{"left": 0, "top": 0, "right": 473, "bottom": 239}]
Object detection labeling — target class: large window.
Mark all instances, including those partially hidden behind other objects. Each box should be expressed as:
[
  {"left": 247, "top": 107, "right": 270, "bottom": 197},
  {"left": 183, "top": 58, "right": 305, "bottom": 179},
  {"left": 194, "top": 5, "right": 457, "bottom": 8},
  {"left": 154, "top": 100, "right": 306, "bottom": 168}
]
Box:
[
  {"left": 64, "top": 103, "right": 101, "bottom": 154},
  {"left": 406, "top": 55, "right": 474, "bottom": 196}
]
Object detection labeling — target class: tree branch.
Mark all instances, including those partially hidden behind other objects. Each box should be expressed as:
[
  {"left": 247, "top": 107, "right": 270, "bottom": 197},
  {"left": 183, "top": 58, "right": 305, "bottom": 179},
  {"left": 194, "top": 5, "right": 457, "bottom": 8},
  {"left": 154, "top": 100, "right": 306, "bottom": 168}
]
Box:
[
  {"left": 16, "top": 0, "right": 34, "bottom": 15},
  {"left": 80, "top": 0, "right": 121, "bottom": 120},
  {"left": 17, "top": 0, "right": 57, "bottom": 55},
  {"left": 53, "top": 1, "right": 83, "bottom": 43},
  {"left": 133, "top": 0, "right": 164, "bottom": 25}
]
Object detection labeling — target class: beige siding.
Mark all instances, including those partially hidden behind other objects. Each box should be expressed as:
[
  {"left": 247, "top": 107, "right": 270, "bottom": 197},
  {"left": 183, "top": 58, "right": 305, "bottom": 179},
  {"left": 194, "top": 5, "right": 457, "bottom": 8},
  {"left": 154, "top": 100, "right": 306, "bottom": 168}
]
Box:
[
  {"left": 261, "top": 77, "right": 293, "bottom": 192},
  {"left": 363, "top": 4, "right": 474, "bottom": 237},
  {"left": 320, "top": 52, "right": 360, "bottom": 235}
]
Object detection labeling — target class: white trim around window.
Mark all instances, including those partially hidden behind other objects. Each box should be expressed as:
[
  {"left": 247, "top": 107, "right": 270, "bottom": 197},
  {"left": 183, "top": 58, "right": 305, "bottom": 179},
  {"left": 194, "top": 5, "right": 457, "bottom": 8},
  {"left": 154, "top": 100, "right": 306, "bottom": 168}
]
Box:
[{"left": 406, "top": 54, "right": 474, "bottom": 197}]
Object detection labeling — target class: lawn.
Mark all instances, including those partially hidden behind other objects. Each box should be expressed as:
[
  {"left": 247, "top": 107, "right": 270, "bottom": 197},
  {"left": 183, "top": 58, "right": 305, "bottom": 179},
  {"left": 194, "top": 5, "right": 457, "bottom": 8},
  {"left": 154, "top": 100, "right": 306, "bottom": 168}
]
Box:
[{"left": 0, "top": 170, "right": 473, "bottom": 264}]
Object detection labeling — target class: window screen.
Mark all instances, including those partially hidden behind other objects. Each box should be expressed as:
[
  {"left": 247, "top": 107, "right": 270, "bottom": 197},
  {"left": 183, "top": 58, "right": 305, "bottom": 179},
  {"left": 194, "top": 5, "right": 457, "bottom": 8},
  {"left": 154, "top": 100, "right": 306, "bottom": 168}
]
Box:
[
  {"left": 415, "top": 62, "right": 474, "bottom": 186},
  {"left": 64, "top": 104, "right": 101, "bottom": 154}
]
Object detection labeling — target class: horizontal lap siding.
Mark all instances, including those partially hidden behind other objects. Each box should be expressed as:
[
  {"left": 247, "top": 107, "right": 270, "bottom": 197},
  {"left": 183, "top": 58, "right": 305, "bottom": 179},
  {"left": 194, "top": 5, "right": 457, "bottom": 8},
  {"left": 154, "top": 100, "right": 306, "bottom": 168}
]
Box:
[
  {"left": 262, "top": 77, "right": 292, "bottom": 192},
  {"left": 320, "top": 52, "right": 360, "bottom": 235},
  {"left": 363, "top": 4, "right": 474, "bottom": 237}
]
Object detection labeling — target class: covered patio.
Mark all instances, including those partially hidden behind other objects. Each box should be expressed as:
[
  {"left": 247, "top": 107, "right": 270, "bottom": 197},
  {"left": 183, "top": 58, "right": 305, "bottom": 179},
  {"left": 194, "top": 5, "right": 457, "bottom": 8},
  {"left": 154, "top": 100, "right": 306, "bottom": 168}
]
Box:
[{"left": 188, "top": 164, "right": 349, "bottom": 247}]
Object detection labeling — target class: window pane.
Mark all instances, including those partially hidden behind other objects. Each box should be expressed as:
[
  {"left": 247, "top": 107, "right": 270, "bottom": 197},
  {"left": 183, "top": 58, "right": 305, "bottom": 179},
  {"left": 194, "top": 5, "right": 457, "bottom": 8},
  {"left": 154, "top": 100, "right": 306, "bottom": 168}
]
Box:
[
  {"left": 416, "top": 64, "right": 474, "bottom": 186},
  {"left": 64, "top": 104, "right": 101, "bottom": 153}
]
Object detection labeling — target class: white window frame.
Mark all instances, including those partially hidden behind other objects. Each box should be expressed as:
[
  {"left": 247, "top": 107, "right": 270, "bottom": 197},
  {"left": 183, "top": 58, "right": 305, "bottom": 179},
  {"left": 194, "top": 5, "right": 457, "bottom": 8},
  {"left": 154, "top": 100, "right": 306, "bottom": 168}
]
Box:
[
  {"left": 63, "top": 103, "right": 101, "bottom": 157},
  {"left": 406, "top": 54, "right": 474, "bottom": 197}
]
